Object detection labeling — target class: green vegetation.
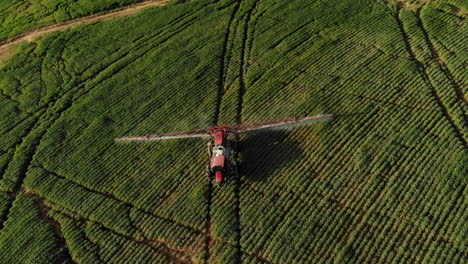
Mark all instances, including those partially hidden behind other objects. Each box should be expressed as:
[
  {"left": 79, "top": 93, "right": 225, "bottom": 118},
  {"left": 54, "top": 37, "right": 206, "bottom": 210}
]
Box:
[
  {"left": 0, "top": 193, "right": 71, "bottom": 263},
  {"left": 0, "top": 0, "right": 466, "bottom": 263},
  {"left": 0, "top": 0, "right": 145, "bottom": 41}
]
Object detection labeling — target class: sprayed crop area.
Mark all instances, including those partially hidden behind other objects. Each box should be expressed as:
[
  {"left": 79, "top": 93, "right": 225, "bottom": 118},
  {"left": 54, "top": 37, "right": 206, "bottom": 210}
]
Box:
[{"left": 0, "top": 0, "right": 466, "bottom": 263}]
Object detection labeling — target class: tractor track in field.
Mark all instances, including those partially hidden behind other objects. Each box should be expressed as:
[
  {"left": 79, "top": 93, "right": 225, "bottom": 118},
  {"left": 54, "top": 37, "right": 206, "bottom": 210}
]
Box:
[
  {"left": 0, "top": 0, "right": 206, "bottom": 229},
  {"left": 20, "top": 187, "right": 278, "bottom": 264},
  {"left": 392, "top": 6, "right": 467, "bottom": 149},
  {"left": 203, "top": 180, "right": 213, "bottom": 264},
  {"left": 233, "top": 1, "right": 261, "bottom": 263},
  {"left": 0, "top": 115, "right": 35, "bottom": 138},
  {"left": 0, "top": 115, "right": 45, "bottom": 233},
  {"left": 0, "top": 0, "right": 200, "bottom": 196},
  {"left": 0, "top": 120, "right": 38, "bottom": 180},
  {"left": 206, "top": 0, "right": 261, "bottom": 260},
  {"left": 0, "top": 0, "right": 172, "bottom": 59},
  {"left": 38, "top": 195, "right": 192, "bottom": 264},
  {"left": 413, "top": 7, "right": 467, "bottom": 147},
  {"left": 0, "top": 194, "right": 13, "bottom": 231},
  {"left": 213, "top": 0, "right": 242, "bottom": 126},
  {"left": 231, "top": 1, "right": 260, "bottom": 263},
  {"left": 34, "top": 165, "right": 210, "bottom": 237},
  {"left": 414, "top": 8, "right": 468, "bottom": 116},
  {"left": 233, "top": 136, "right": 243, "bottom": 264},
  {"left": 245, "top": 6, "right": 263, "bottom": 73},
  {"left": 23, "top": 191, "right": 76, "bottom": 263},
  {"left": 0, "top": 2, "right": 217, "bottom": 259},
  {"left": 236, "top": 0, "right": 259, "bottom": 125},
  {"left": 207, "top": 0, "right": 242, "bottom": 262}
]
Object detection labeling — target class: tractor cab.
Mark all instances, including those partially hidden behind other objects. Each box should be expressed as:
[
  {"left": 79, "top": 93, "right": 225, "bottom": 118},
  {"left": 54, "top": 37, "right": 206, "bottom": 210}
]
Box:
[{"left": 212, "top": 145, "right": 226, "bottom": 157}]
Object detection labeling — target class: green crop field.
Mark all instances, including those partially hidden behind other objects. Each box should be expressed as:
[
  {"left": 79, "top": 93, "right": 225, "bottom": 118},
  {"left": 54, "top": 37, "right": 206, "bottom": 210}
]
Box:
[{"left": 0, "top": 0, "right": 466, "bottom": 263}]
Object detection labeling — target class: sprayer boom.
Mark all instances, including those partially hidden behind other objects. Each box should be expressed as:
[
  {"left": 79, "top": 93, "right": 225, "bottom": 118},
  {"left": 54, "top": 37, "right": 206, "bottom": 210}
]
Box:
[
  {"left": 114, "top": 114, "right": 333, "bottom": 184},
  {"left": 115, "top": 114, "right": 333, "bottom": 142},
  {"left": 232, "top": 114, "right": 334, "bottom": 133}
]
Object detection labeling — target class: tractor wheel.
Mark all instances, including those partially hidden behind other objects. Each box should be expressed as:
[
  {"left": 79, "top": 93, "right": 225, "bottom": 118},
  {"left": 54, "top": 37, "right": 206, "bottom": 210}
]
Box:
[
  {"left": 229, "top": 162, "right": 237, "bottom": 177},
  {"left": 215, "top": 171, "right": 224, "bottom": 185},
  {"left": 206, "top": 165, "right": 214, "bottom": 180},
  {"left": 233, "top": 140, "right": 241, "bottom": 153}
]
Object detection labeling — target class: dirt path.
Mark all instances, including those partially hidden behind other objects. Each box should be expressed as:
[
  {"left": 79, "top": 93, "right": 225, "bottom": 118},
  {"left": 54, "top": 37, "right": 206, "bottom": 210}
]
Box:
[{"left": 0, "top": 0, "right": 172, "bottom": 60}]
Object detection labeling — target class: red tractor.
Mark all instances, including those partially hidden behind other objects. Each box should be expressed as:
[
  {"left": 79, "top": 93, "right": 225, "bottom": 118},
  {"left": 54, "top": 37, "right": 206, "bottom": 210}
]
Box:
[
  {"left": 115, "top": 115, "right": 333, "bottom": 184},
  {"left": 206, "top": 126, "right": 236, "bottom": 184}
]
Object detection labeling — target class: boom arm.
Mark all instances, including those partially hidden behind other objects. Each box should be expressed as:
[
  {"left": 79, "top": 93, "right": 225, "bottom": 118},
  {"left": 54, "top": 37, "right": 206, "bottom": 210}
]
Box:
[
  {"left": 114, "top": 114, "right": 333, "bottom": 142},
  {"left": 115, "top": 129, "right": 210, "bottom": 142},
  {"left": 231, "top": 114, "right": 334, "bottom": 133}
]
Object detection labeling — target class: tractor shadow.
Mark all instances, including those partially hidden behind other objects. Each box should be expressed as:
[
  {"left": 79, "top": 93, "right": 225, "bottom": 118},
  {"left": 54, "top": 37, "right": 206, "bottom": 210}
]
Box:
[{"left": 237, "top": 130, "right": 304, "bottom": 182}]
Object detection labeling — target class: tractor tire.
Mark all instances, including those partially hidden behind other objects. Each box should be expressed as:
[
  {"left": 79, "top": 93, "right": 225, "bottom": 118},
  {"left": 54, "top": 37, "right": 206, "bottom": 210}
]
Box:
[
  {"left": 233, "top": 140, "right": 241, "bottom": 153},
  {"left": 206, "top": 165, "right": 214, "bottom": 180},
  {"left": 229, "top": 162, "right": 238, "bottom": 177},
  {"left": 216, "top": 173, "right": 224, "bottom": 185}
]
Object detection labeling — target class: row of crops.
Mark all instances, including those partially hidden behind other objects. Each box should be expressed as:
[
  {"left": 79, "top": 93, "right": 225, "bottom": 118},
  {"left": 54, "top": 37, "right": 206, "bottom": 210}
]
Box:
[{"left": 0, "top": 0, "right": 466, "bottom": 263}]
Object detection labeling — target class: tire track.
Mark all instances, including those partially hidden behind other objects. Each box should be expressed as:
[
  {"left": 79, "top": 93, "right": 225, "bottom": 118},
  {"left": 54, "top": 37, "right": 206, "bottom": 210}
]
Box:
[
  {"left": 414, "top": 7, "right": 467, "bottom": 116},
  {"left": 392, "top": 6, "right": 467, "bottom": 149},
  {"left": 203, "top": 180, "right": 213, "bottom": 264},
  {"left": 72, "top": 6, "right": 201, "bottom": 77},
  {"left": 34, "top": 165, "right": 208, "bottom": 236},
  {"left": 232, "top": 137, "right": 243, "bottom": 264},
  {"left": 43, "top": 200, "right": 192, "bottom": 264},
  {"left": 392, "top": 7, "right": 419, "bottom": 63},
  {"left": 206, "top": 1, "right": 243, "bottom": 262},
  {"left": 0, "top": 117, "right": 39, "bottom": 232},
  {"left": 268, "top": 18, "right": 316, "bottom": 50},
  {"left": 0, "top": 108, "right": 48, "bottom": 231},
  {"left": 36, "top": 187, "right": 277, "bottom": 264},
  {"left": 0, "top": 114, "right": 35, "bottom": 136},
  {"left": 245, "top": 10, "right": 263, "bottom": 71},
  {"left": 0, "top": 127, "right": 57, "bottom": 232},
  {"left": 0, "top": 116, "right": 38, "bottom": 155},
  {"left": 24, "top": 191, "right": 75, "bottom": 263},
  {"left": 128, "top": 0, "right": 221, "bottom": 52},
  {"left": 0, "top": 14, "right": 195, "bottom": 200},
  {"left": 0, "top": 2, "right": 214, "bottom": 234},
  {"left": 0, "top": 6, "right": 204, "bottom": 199},
  {"left": 0, "top": 192, "right": 13, "bottom": 231},
  {"left": 213, "top": 0, "right": 242, "bottom": 126},
  {"left": 233, "top": 1, "right": 259, "bottom": 263},
  {"left": 0, "top": 0, "right": 223, "bottom": 260},
  {"left": 236, "top": 0, "right": 259, "bottom": 125}
]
